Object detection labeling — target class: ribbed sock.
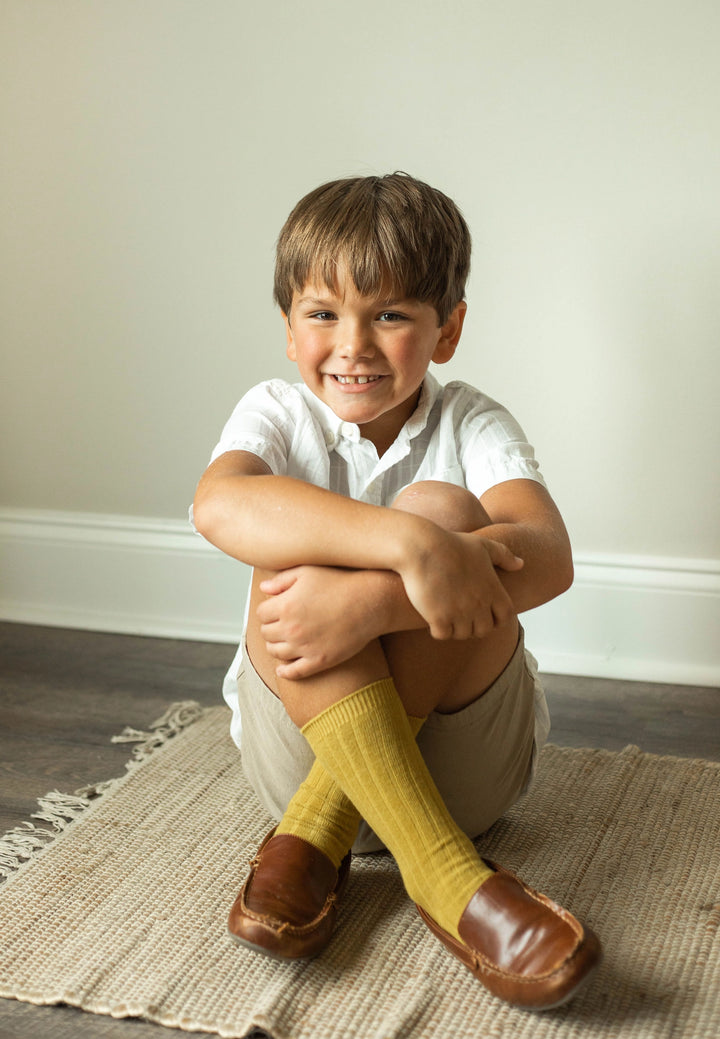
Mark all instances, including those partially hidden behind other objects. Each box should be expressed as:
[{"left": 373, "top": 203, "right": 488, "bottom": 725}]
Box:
[
  {"left": 276, "top": 715, "right": 426, "bottom": 869},
  {"left": 301, "top": 679, "right": 493, "bottom": 940}
]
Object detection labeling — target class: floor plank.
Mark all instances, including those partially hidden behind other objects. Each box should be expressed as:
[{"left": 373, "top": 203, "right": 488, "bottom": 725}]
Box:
[{"left": 1, "top": 622, "right": 718, "bottom": 1039}]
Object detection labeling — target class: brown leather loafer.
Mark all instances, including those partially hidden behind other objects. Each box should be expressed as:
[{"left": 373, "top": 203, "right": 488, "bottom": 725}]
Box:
[
  {"left": 228, "top": 829, "right": 352, "bottom": 959},
  {"left": 417, "top": 861, "right": 602, "bottom": 1010}
]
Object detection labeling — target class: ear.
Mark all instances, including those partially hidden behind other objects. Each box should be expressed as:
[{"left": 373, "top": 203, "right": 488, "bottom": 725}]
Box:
[
  {"left": 282, "top": 312, "right": 296, "bottom": 362},
  {"left": 432, "top": 301, "right": 467, "bottom": 365}
]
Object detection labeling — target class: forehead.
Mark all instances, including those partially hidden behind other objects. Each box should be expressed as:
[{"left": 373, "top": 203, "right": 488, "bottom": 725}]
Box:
[{"left": 295, "top": 261, "right": 405, "bottom": 304}]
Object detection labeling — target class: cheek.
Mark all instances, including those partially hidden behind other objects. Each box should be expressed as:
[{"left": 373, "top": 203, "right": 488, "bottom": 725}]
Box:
[
  {"left": 394, "top": 342, "right": 432, "bottom": 378},
  {"left": 292, "top": 338, "right": 326, "bottom": 374}
]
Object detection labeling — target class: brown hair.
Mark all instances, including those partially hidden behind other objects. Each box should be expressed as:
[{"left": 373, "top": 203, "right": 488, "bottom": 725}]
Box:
[{"left": 273, "top": 173, "right": 471, "bottom": 325}]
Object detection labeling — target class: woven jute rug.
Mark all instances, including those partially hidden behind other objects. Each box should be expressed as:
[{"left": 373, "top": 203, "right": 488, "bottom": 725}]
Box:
[{"left": 1, "top": 703, "right": 718, "bottom": 1039}]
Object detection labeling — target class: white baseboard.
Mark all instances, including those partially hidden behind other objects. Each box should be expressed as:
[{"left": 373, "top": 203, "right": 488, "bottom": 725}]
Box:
[
  {"left": 1, "top": 507, "right": 718, "bottom": 686},
  {"left": 0, "top": 508, "right": 250, "bottom": 645},
  {"left": 520, "top": 554, "right": 719, "bottom": 686}
]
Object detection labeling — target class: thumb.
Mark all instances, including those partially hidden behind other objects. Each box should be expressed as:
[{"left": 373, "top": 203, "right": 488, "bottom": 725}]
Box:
[{"left": 483, "top": 539, "right": 524, "bottom": 572}]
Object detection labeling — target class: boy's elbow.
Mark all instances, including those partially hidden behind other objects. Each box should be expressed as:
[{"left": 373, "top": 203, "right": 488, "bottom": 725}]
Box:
[
  {"left": 555, "top": 550, "right": 574, "bottom": 598},
  {"left": 538, "top": 541, "right": 573, "bottom": 606},
  {"left": 192, "top": 484, "right": 220, "bottom": 543},
  {"left": 562, "top": 557, "right": 574, "bottom": 595}
]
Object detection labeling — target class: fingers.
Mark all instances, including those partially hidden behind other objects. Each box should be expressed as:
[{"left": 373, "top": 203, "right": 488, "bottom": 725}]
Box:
[
  {"left": 275, "top": 658, "right": 313, "bottom": 680},
  {"left": 490, "top": 586, "right": 517, "bottom": 628},
  {"left": 427, "top": 588, "right": 515, "bottom": 641},
  {"left": 274, "top": 651, "right": 336, "bottom": 680},
  {"left": 256, "top": 599, "right": 280, "bottom": 624},
  {"left": 262, "top": 637, "right": 296, "bottom": 661},
  {"left": 429, "top": 620, "right": 454, "bottom": 640},
  {"left": 259, "top": 570, "right": 298, "bottom": 595},
  {"left": 428, "top": 614, "right": 486, "bottom": 641},
  {"left": 482, "top": 540, "right": 524, "bottom": 572}
]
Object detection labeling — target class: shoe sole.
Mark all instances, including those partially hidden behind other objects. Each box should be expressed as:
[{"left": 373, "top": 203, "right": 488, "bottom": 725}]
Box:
[{"left": 228, "top": 929, "right": 322, "bottom": 960}]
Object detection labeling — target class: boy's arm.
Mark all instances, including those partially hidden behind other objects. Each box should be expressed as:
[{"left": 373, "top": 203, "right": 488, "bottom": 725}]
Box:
[
  {"left": 258, "top": 479, "right": 572, "bottom": 678},
  {"left": 476, "top": 479, "right": 573, "bottom": 613},
  {"left": 193, "top": 450, "right": 523, "bottom": 638},
  {"left": 193, "top": 449, "right": 433, "bottom": 573}
]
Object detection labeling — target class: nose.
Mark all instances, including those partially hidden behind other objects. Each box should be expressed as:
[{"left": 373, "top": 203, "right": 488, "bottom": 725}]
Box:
[{"left": 340, "top": 320, "right": 375, "bottom": 360}]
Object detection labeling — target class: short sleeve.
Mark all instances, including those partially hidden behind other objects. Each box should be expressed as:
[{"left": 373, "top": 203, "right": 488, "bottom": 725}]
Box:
[
  {"left": 446, "top": 383, "right": 547, "bottom": 498},
  {"left": 209, "top": 380, "right": 296, "bottom": 475}
]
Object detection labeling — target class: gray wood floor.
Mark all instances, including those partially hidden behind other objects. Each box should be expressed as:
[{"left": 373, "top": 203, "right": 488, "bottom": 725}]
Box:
[{"left": 1, "top": 622, "right": 718, "bottom": 1039}]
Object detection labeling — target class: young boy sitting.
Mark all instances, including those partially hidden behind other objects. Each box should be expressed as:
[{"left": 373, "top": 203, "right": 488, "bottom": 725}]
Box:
[{"left": 193, "top": 172, "right": 601, "bottom": 1010}]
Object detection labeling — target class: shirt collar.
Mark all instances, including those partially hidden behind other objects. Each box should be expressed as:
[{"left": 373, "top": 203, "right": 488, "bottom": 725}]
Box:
[
  {"left": 299, "top": 373, "right": 441, "bottom": 451},
  {"left": 403, "top": 372, "right": 440, "bottom": 442}
]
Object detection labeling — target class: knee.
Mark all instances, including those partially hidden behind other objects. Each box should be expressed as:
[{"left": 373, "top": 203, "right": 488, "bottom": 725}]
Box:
[{"left": 391, "top": 480, "right": 491, "bottom": 533}]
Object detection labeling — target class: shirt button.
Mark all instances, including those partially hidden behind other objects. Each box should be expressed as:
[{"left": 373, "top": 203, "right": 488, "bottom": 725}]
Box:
[{"left": 324, "top": 430, "right": 335, "bottom": 447}]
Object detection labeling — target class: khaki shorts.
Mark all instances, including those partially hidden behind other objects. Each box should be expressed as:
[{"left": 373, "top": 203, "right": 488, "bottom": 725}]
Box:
[{"left": 235, "top": 630, "right": 544, "bottom": 854}]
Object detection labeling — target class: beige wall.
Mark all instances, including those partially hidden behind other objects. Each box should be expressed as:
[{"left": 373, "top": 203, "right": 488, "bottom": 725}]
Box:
[{"left": 2, "top": 0, "right": 719, "bottom": 561}]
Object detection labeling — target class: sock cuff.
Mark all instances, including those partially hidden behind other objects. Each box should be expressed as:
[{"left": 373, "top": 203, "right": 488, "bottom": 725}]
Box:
[{"left": 301, "top": 678, "right": 401, "bottom": 741}]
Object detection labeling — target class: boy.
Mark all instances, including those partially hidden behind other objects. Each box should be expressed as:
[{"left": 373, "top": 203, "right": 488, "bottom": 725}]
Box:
[{"left": 193, "top": 173, "right": 601, "bottom": 1009}]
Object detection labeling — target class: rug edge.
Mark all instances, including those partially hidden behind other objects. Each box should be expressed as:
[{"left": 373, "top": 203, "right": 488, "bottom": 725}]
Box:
[
  {"left": 542, "top": 741, "right": 720, "bottom": 771},
  {"left": 0, "top": 700, "right": 207, "bottom": 887},
  {"left": 0, "top": 987, "right": 254, "bottom": 1039}
]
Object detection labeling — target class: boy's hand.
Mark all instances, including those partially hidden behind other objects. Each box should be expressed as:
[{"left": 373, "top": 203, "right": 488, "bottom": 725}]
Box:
[
  {"left": 257, "top": 567, "right": 379, "bottom": 679},
  {"left": 399, "top": 529, "right": 524, "bottom": 640}
]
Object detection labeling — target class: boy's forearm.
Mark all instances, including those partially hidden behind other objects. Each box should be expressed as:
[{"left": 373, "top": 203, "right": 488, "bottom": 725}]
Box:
[
  {"left": 194, "top": 472, "right": 436, "bottom": 577},
  {"left": 475, "top": 523, "right": 573, "bottom": 613}
]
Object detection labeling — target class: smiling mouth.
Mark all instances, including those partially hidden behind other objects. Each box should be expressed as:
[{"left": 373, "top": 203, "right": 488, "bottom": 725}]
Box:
[{"left": 332, "top": 374, "right": 384, "bottom": 385}]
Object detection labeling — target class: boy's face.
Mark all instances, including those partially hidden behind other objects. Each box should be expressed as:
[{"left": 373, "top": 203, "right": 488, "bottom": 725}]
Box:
[{"left": 283, "top": 274, "right": 465, "bottom": 455}]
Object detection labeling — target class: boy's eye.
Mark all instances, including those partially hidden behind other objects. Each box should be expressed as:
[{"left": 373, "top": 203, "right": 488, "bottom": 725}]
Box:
[
  {"left": 309, "top": 311, "right": 336, "bottom": 321},
  {"left": 377, "top": 311, "right": 408, "bottom": 322}
]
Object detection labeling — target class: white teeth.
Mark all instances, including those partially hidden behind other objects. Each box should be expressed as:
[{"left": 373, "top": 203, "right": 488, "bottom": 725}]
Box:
[{"left": 335, "top": 375, "right": 381, "bottom": 384}]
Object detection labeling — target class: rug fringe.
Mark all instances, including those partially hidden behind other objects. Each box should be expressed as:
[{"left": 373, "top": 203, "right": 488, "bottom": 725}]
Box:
[
  {"left": 109, "top": 700, "right": 206, "bottom": 765},
  {"left": 0, "top": 700, "right": 205, "bottom": 881},
  {"left": 31, "top": 791, "right": 93, "bottom": 829},
  {"left": 0, "top": 792, "right": 92, "bottom": 878}
]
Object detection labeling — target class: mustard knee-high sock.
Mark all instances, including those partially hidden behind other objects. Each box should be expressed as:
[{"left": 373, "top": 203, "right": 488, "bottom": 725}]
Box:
[
  {"left": 276, "top": 715, "right": 426, "bottom": 870},
  {"left": 301, "top": 679, "right": 493, "bottom": 939}
]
